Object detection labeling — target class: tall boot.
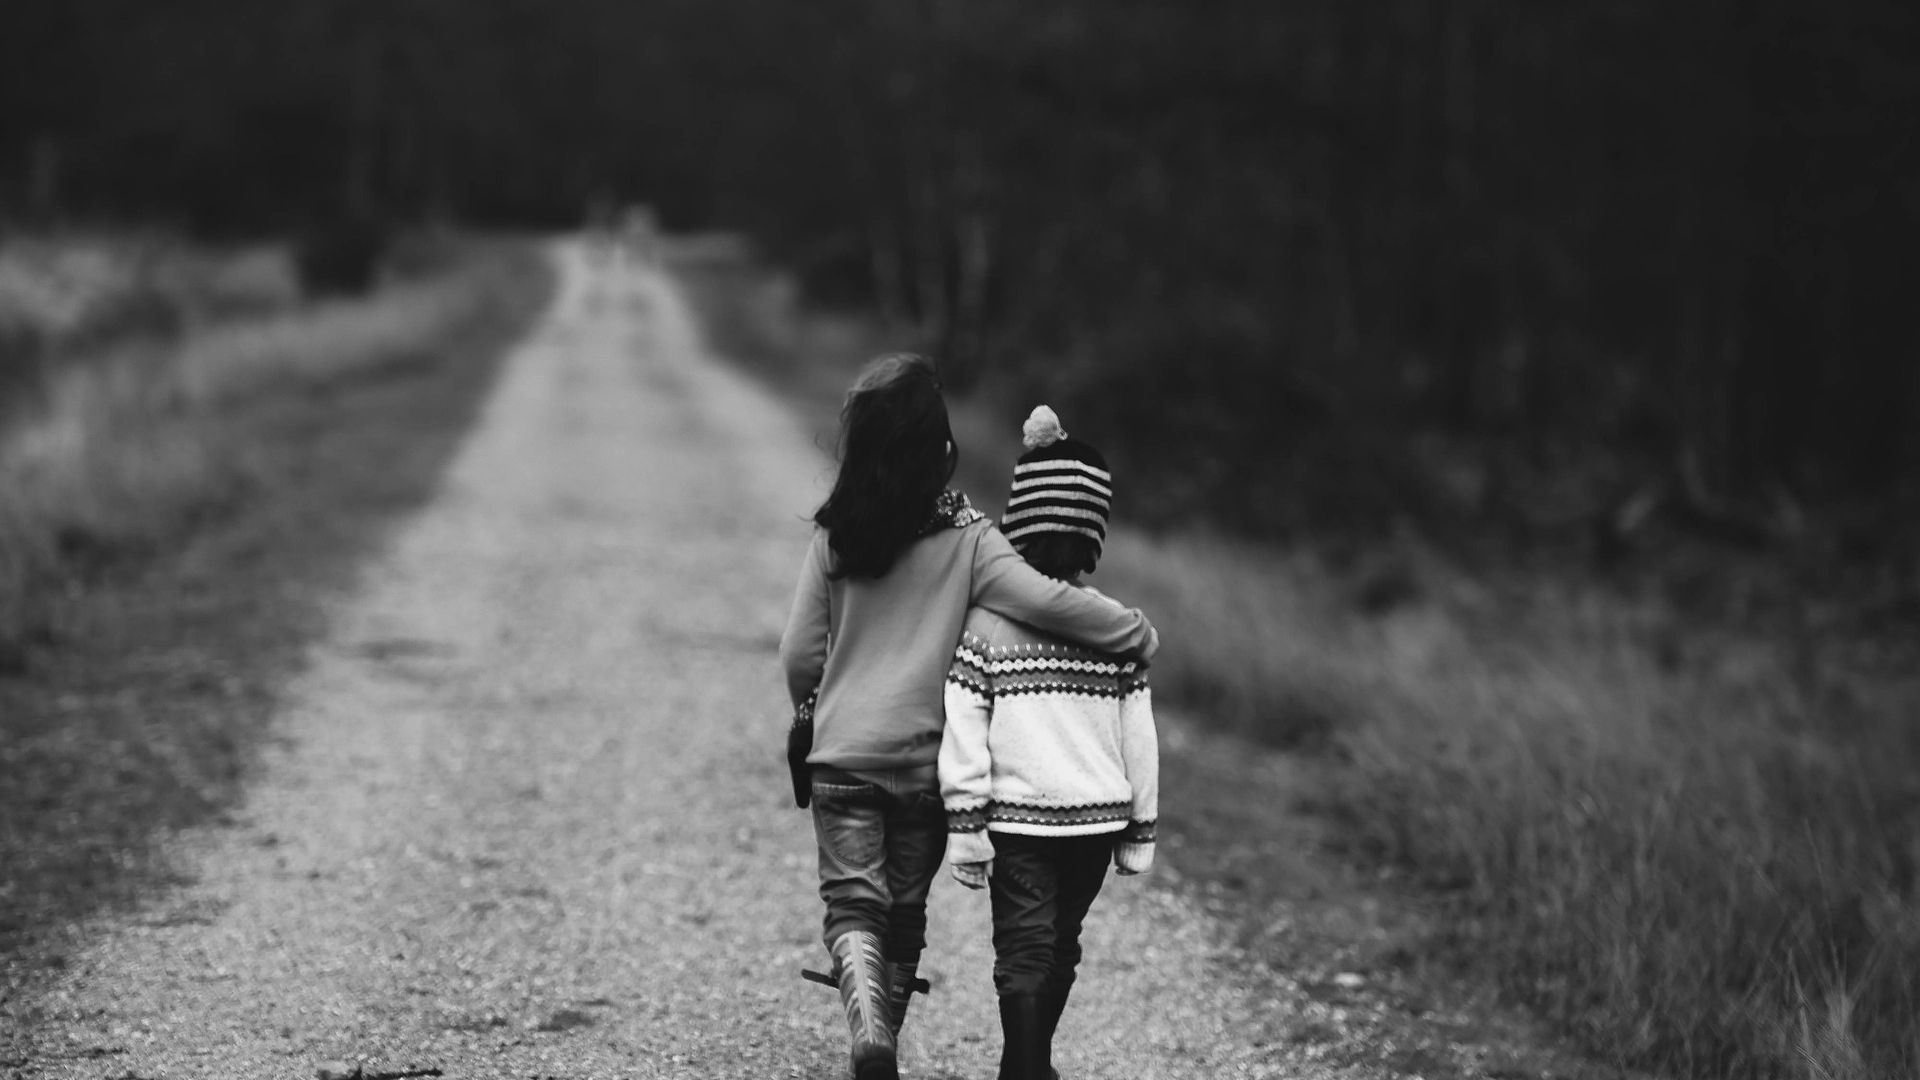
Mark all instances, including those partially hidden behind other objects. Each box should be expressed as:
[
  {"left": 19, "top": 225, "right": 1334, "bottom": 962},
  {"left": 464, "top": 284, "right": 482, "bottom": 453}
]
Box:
[
  {"left": 995, "top": 993, "right": 1048, "bottom": 1080},
  {"left": 1037, "top": 980, "right": 1073, "bottom": 1080},
  {"left": 885, "top": 961, "right": 919, "bottom": 1040},
  {"left": 829, "top": 931, "right": 898, "bottom": 1080}
]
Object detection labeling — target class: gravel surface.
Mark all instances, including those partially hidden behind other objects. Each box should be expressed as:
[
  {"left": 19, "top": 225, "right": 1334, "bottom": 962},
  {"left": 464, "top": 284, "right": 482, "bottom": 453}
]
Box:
[{"left": 6, "top": 243, "right": 1377, "bottom": 1080}]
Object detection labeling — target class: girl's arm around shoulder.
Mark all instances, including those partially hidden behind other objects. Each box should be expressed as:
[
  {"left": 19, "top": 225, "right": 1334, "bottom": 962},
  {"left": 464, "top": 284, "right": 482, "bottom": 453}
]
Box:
[
  {"left": 968, "top": 524, "right": 1158, "bottom": 661},
  {"left": 778, "top": 530, "right": 831, "bottom": 709}
]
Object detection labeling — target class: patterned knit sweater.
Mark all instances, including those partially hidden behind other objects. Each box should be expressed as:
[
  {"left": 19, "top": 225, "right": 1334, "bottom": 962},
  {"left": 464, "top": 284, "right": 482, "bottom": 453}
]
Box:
[{"left": 939, "top": 596, "right": 1159, "bottom": 874}]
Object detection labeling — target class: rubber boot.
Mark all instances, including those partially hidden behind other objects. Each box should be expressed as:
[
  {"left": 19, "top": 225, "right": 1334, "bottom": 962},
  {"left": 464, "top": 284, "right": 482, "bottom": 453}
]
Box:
[
  {"left": 830, "top": 931, "right": 898, "bottom": 1080},
  {"left": 995, "top": 993, "right": 1048, "bottom": 1080},
  {"left": 1038, "top": 981, "right": 1072, "bottom": 1080},
  {"left": 886, "top": 961, "right": 919, "bottom": 1040}
]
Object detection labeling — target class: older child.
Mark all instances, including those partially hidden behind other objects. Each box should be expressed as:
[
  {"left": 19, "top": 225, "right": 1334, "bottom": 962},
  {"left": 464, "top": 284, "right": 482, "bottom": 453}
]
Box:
[
  {"left": 780, "top": 359, "right": 1158, "bottom": 1080},
  {"left": 939, "top": 406, "right": 1159, "bottom": 1080}
]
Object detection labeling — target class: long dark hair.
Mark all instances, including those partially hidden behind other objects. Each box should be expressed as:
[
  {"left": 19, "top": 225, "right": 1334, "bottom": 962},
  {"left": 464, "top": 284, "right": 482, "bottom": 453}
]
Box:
[{"left": 814, "top": 353, "right": 958, "bottom": 579}]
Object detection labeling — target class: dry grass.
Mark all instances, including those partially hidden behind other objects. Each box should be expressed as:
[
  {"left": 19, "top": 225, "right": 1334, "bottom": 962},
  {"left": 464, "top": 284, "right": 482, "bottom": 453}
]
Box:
[
  {"left": 0, "top": 233, "right": 299, "bottom": 361},
  {"left": 1097, "top": 534, "right": 1920, "bottom": 1079},
  {"left": 0, "top": 239, "right": 540, "bottom": 667}
]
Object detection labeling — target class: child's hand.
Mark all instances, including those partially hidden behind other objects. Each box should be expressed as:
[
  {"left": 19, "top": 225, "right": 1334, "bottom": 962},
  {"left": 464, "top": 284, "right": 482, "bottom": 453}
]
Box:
[
  {"left": 1114, "top": 841, "right": 1154, "bottom": 876},
  {"left": 951, "top": 860, "right": 991, "bottom": 890}
]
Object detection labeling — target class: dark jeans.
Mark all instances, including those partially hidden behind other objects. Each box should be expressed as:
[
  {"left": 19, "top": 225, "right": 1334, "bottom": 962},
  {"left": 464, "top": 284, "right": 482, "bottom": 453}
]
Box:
[
  {"left": 988, "top": 832, "right": 1115, "bottom": 998},
  {"left": 810, "top": 765, "right": 948, "bottom": 969}
]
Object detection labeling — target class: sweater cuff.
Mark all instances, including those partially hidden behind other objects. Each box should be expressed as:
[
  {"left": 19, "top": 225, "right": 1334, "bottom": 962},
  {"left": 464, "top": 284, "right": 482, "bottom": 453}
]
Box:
[
  {"left": 947, "top": 804, "right": 989, "bottom": 834},
  {"left": 1114, "top": 841, "right": 1155, "bottom": 875},
  {"left": 948, "top": 830, "right": 997, "bottom": 866}
]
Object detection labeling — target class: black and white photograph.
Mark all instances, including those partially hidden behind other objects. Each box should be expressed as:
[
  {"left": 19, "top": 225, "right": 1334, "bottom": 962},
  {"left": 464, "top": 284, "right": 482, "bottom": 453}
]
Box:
[{"left": 2, "top": 3, "right": 1916, "bottom": 1078}]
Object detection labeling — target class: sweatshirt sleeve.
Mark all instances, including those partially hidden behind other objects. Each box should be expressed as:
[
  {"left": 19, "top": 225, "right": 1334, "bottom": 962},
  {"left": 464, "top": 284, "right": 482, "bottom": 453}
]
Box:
[
  {"left": 1114, "top": 664, "right": 1159, "bottom": 874},
  {"left": 939, "top": 627, "right": 998, "bottom": 866},
  {"left": 970, "top": 527, "right": 1159, "bottom": 660},
  {"left": 778, "top": 531, "right": 832, "bottom": 709}
]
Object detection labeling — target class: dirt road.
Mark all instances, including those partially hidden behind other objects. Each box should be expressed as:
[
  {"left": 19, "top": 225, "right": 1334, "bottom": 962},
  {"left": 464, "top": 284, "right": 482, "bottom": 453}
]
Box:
[{"left": 8, "top": 244, "right": 1322, "bottom": 1079}]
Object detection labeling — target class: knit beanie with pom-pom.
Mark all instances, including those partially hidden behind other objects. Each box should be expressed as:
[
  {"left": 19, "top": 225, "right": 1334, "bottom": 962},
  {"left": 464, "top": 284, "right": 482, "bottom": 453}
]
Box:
[{"left": 1001, "top": 405, "right": 1113, "bottom": 554}]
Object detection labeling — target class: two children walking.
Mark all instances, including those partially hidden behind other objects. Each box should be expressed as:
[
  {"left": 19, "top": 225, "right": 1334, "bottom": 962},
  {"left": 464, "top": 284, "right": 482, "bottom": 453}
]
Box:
[{"left": 779, "top": 354, "right": 1161, "bottom": 1080}]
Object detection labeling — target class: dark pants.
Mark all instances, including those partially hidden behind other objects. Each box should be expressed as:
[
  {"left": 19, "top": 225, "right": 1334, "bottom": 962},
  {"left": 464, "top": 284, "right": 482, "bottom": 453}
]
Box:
[
  {"left": 988, "top": 832, "right": 1114, "bottom": 998},
  {"left": 810, "top": 765, "right": 948, "bottom": 969}
]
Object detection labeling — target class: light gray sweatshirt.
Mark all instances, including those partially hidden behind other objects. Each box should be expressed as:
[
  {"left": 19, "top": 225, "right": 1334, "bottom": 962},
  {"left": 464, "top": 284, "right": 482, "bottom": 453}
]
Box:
[{"left": 780, "top": 498, "right": 1157, "bottom": 773}]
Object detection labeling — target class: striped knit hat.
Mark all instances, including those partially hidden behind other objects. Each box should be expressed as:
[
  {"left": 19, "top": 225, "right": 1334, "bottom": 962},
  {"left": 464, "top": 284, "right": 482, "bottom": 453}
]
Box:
[{"left": 1002, "top": 405, "right": 1112, "bottom": 553}]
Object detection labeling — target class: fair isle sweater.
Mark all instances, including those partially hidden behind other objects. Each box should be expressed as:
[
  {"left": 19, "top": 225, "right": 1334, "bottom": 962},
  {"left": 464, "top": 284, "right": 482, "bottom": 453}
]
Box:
[
  {"left": 940, "top": 597, "right": 1159, "bottom": 874},
  {"left": 780, "top": 492, "right": 1159, "bottom": 773}
]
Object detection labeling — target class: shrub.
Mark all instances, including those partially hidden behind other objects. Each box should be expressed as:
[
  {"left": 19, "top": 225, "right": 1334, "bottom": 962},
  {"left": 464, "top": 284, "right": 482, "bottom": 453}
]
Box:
[{"left": 292, "top": 215, "right": 389, "bottom": 297}]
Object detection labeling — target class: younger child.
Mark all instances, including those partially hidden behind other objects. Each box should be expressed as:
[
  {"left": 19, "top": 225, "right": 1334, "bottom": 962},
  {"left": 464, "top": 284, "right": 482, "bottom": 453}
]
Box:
[
  {"left": 940, "top": 406, "right": 1159, "bottom": 1080},
  {"left": 780, "top": 359, "right": 1159, "bottom": 1080}
]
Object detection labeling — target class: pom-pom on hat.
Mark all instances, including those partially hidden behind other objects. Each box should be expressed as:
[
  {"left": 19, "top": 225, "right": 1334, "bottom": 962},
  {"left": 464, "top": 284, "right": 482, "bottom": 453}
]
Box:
[{"left": 1002, "top": 405, "right": 1112, "bottom": 553}]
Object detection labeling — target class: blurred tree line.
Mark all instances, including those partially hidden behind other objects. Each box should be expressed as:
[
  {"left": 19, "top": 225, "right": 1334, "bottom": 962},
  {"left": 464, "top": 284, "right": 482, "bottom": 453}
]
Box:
[{"left": 5, "top": 0, "right": 1916, "bottom": 565}]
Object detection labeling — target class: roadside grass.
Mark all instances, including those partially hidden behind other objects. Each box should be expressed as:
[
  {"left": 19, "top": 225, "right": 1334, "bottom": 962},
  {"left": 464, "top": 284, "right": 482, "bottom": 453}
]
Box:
[
  {"left": 0, "top": 241, "right": 525, "bottom": 659},
  {"left": 674, "top": 248, "right": 1920, "bottom": 1079},
  {"left": 0, "top": 237, "right": 551, "bottom": 953},
  {"left": 1096, "top": 536, "right": 1920, "bottom": 1079},
  {"left": 0, "top": 234, "right": 301, "bottom": 420}
]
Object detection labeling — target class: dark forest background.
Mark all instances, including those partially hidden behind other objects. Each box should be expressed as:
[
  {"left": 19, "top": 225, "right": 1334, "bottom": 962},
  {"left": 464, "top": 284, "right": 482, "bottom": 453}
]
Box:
[{"left": 5, "top": 0, "right": 1918, "bottom": 582}]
